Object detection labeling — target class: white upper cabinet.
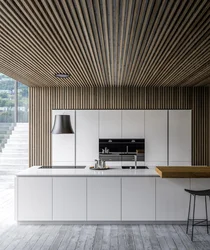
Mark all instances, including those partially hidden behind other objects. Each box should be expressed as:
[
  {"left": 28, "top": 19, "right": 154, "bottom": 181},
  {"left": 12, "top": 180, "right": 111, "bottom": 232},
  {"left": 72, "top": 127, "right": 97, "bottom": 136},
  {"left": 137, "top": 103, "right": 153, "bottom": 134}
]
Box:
[
  {"left": 122, "top": 110, "right": 144, "bottom": 138},
  {"left": 76, "top": 110, "right": 99, "bottom": 163},
  {"left": 145, "top": 110, "right": 167, "bottom": 162},
  {"left": 52, "top": 110, "right": 75, "bottom": 164},
  {"left": 169, "top": 110, "right": 191, "bottom": 163},
  {"left": 99, "top": 110, "right": 121, "bottom": 138}
]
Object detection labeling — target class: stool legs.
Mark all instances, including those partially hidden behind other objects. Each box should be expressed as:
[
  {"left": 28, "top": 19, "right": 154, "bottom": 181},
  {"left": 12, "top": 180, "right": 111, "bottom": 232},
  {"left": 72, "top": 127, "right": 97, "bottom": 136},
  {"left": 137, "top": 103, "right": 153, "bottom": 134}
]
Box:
[
  {"left": 186, "top": 194, "right": 192, "bottom": 234},
  {"left": 205, "top": 196, "right": 209, "bottom": 234},
  {"left": 191, "top": 195, "right": 196, "bottom": 241}
]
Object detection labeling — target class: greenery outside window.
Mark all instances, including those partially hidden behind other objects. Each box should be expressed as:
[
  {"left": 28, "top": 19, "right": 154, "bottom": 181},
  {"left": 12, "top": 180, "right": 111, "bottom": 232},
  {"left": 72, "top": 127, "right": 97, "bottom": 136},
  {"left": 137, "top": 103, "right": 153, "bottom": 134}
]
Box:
[{"left": 0, "top": 73, "right": 28, "bottom": 123}]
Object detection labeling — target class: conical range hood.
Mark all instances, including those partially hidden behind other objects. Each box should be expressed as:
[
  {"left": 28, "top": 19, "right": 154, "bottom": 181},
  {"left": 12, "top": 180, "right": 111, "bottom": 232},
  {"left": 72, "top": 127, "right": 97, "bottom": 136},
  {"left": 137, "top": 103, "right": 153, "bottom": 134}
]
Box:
[{"left": 51, "top": 115, "right": 74, "bottom": 134}]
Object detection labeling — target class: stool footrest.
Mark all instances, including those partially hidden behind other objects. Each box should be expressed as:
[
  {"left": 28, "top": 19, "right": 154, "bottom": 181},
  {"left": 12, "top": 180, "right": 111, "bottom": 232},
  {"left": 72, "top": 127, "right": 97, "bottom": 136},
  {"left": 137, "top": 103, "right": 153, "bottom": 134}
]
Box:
[{"left": 188, "top": 219, "right": 207, "bottom": 225}]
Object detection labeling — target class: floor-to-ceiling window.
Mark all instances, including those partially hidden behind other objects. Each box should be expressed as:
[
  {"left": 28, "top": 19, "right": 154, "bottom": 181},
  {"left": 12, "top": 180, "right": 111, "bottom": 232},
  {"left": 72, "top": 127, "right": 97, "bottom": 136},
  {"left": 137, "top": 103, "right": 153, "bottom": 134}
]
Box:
[{"left": 0, "top": 73, "right": 29, "bottom": 174}]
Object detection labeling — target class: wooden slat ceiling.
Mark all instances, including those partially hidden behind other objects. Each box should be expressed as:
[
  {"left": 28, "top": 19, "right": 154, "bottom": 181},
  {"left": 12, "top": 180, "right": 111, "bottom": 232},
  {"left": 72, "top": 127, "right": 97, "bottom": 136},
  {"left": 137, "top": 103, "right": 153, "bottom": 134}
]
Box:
[{"left": 0, "top": 0, "right": 210, "bottom": 87}]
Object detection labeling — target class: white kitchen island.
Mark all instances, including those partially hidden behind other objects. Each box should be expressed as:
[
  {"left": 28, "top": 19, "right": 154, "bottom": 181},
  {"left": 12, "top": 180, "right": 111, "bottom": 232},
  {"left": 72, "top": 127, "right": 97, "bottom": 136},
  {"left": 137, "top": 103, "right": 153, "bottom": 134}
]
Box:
[{"left": 15, "top": 166, "right": 210, "bottom": 224}]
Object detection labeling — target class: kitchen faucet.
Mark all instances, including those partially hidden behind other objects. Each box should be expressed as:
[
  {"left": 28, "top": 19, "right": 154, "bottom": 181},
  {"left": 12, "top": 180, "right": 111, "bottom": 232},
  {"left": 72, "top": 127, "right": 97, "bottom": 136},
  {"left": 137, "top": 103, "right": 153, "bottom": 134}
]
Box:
[{"left": 134, "top": 155, "right": 137, "bottom": 169}]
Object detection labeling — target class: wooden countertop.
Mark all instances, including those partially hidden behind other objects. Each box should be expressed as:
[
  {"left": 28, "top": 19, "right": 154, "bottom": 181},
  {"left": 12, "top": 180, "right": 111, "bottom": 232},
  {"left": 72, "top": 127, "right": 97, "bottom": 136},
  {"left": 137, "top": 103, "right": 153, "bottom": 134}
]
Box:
[{"left": 156, "top": 166, "right": 210, "bottom": 178}]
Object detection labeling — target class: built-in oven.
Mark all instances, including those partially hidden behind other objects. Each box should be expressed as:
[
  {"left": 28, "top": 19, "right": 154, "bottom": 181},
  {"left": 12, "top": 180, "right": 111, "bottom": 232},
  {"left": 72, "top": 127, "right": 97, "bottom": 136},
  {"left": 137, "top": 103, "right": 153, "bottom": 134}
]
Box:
[{"left": 99, "top": 139, "right": 145, "bottom": 161}]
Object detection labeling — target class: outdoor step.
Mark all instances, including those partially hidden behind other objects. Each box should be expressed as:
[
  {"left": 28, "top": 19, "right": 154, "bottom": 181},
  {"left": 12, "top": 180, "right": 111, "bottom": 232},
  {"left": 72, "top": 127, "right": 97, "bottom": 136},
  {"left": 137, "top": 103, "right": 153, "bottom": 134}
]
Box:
[
  {"left": 2, "top": 148, "right": 29, "bottom": 153},
  {"left": 7, "top": 139, "right": 28, "bottom": 144},
  {"left": 12, "top": 129, "right": 28, "bottom": 132},
  {"left": 0, "top": 123, "right": 14, "bottom": 127},
  {"left": 0, "top": 156, "right": 28, "bottom": 160},
  {"left": 12, "top": 131, "right": 29, "bottom": 135},
  {"left": 10, "top": 133, "right": 29, "bottom": 140},
  {"left": 4, "top": 144, "right": 28, "bottom": 149},
  {"left": 0, "top": 152, "right": 28, "bottom": 156},
  {"left": 0, "top": 136, "right": 9, "bottom": 140},
  {"left": 0, "top": 169, "right": 28, "bottom": 174},
  {"left": 0, "top": 130, "right": 11, "bottom": 134},
  {"left": 4, "top": 140, "right": 28, "bottom": 144},
  {"left": 0, "top": 170, "right": 23, "bottom": 175},
  {"left": 0, "top": 163, "right": 28, "bottom": 167},
  {"left": 0, "top": 159, "right": 29, "bottom": 165}
]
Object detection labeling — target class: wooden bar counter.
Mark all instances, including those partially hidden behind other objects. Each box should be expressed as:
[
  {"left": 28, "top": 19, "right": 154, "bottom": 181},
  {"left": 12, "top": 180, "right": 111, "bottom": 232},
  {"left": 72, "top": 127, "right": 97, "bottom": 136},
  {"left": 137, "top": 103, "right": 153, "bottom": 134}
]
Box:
[{"left": 156, "top": 166, "right": 210, "bottom": 178}]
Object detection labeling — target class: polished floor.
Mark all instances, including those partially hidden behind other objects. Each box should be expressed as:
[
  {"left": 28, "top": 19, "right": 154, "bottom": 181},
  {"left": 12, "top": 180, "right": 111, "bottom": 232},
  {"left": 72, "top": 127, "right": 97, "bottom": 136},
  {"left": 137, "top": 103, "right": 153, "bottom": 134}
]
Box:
[{"left": 0, "top": 174, "right": 210, "bottom": 250}]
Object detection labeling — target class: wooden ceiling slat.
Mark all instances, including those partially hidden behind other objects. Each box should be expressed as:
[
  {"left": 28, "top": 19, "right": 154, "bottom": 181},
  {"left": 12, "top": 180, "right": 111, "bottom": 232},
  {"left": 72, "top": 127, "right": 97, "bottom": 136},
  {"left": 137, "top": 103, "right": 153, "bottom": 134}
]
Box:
[
  {"left": 59, "top": 0, "right": 96, "bottom": 86},
  {"left": 79, "top": 0, "right": 105, "bottom": 85},
  {"left": 74, "top": 0, "right": 104, "bottom": 85},
  {"left": 1, "top": 1, "right": 76, "bottom": 87},
  {"left": 1, "top": 0, "right": 209, "bottom": 87},
  {"left": 133, "top": 0, "right": 198, "bottom": 86},
  {"left": 86, "top": 0, "right": 107, "bottom": 86},
  {"left": 63, "top": 0, "right": 101, "bottom": 86},
  {"left": 134, "top": 0, "right": 194, "bottom": 86},
  {"left": 141, "top": 1, "right": 209, "bottom": 87},
  {"left": 38, "top": 0, "right": 90, "bottom": 87}
]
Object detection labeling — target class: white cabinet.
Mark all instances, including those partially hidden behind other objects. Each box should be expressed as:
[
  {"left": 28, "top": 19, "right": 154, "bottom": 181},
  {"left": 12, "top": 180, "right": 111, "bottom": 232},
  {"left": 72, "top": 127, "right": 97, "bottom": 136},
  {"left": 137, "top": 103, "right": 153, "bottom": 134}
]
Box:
[
  {"left": 87, "top": 177, "right": 121, "bottom": 221},
  {"left": 122, "top": 177, "right": 155, "bottom": 220},
  {"left": 156, "top": 178, "right": 190, "bottom": 220},
  {"left": 122, "top": 110, "right": 144, "bottom": 138},
  {"left": 99, "top": 110, "right": 121, "bottom": 138},
  {"left": 17, "top": 177, "right": 52, "bottom": 221},
  {"left": 169, "top": 110, "right": 191, "bottom": 164},
  {"left": 190, "top": 179, "right": 210, "bottom": 219},
  {"left": 52, "top": 110, "right": 75, "bottom": 165},
  {"left": 76, "top": 110, "right": 99, "bottom": 165},
  {"left": 145, "top": 110, "right": 167, "bottom": 163},
  {"left": 53, "top": 177, "right": 86, "bottom": 221},
  {"left": 169, "top": 162, "right": 191, "bottom": 166}
]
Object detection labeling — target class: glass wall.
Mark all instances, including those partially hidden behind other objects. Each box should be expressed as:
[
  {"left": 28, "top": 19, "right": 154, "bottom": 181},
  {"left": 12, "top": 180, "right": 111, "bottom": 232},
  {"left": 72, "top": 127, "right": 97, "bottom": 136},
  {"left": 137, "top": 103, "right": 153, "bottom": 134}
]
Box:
[
  {"left": 0, "top": 73, "right": 15, "bottom": 122},
  {"left": 0, "top": 73, "right": 28, "bottom": 123},
  {"left": 18, "top": 82, "right": 29, "bottom": 122}
]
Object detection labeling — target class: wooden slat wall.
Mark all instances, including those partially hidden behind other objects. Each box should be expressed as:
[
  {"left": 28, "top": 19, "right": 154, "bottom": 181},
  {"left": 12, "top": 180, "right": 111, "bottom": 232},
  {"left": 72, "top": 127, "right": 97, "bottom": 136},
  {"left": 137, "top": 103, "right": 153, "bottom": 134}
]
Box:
[
  {"left": 209, "top": 87, "right": 210, "bottom": 166},
  {"left": 29, "top": 87, "right": 209, "bottom": 167}
]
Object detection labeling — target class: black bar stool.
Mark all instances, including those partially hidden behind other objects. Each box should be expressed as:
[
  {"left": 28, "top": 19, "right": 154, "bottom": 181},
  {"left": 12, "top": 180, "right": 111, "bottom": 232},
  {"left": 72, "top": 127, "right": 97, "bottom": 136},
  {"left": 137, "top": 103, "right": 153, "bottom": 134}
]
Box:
[{"left": 184, "top": 189, "right": 210, "bottom": 241}]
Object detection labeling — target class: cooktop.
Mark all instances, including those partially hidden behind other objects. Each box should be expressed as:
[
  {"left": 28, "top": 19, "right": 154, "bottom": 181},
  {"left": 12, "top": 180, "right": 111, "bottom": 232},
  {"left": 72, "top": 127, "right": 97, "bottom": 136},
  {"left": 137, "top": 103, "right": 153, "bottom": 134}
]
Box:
[{"left": 39, "top": 166, "right": 86, "bottom": 169}]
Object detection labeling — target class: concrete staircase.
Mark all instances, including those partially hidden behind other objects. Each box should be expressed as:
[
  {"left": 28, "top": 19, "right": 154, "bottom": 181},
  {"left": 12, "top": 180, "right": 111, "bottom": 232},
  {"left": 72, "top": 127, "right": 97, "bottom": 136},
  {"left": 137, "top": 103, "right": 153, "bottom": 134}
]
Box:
[
  {"left": 0, "top": 123, "right": 15, "bottom": 152},
  {"left": 0, "top": 123, "right": 29, "bottom": 175}
]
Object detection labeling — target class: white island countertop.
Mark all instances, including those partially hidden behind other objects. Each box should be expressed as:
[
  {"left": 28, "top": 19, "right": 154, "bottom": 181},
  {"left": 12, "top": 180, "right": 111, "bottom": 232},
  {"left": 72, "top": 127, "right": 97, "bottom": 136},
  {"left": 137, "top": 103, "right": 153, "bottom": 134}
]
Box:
[{"left": 16, "top": 166, "right": 159, "bottom": 177}]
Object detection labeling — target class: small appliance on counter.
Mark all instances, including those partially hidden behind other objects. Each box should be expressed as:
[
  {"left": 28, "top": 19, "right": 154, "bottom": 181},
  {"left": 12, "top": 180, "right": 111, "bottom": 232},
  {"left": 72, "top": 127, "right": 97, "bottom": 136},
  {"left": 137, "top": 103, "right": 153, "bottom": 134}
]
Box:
[{"left": 89, "top": 159, "right": 110, "bottom": 170}]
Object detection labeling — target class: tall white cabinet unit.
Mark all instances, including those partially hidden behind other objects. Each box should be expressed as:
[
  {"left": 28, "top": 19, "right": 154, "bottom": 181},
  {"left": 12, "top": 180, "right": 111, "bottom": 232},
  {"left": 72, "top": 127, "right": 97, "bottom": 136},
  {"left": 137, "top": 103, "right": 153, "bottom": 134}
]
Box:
[
  {"left": 99, "top": 110, "right": 121, "bottom": 138},
  {"left": 145, "top": 110, "right": 167, "bottom": 167},
  {"left": 169, "top": 110, "right": 192, "bottom": 166},
  {"left": 51, "top": 109, "right": 192, "bottom": 167},
  {"left": 52, "top": 110, "right": 75, "bottom": 166},
  {"left": 76, "top": 110, "right": 99, "bottom": 167},
  {"left": 122, "top": 110, "right": 144, "bottom": 138}
]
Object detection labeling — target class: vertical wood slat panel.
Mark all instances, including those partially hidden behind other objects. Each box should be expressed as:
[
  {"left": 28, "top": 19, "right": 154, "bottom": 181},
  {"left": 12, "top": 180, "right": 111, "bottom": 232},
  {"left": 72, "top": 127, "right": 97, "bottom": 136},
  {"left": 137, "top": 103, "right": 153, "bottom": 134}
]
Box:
[{"left": 29, "top": 87, "right": 210, "bottom": 167}]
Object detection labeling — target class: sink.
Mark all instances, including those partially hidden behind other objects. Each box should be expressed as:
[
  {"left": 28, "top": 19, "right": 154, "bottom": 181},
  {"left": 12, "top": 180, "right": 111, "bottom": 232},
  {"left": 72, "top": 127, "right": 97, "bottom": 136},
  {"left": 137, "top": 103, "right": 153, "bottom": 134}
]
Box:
[
  {"left": 119, "top": 153, "right": 136, "bottom": 155},
  {"left": 39, "top": 166, "right": 86, "bottom": 169},
  {"left": 122, "top": 166, "right": 149, "bottom": 169}
]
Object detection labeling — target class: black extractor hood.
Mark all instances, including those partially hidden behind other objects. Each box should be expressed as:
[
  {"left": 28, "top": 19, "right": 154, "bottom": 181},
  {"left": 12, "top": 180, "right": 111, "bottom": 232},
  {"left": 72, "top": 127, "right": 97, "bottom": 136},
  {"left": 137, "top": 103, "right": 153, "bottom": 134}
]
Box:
[{"left": 51, "top": 115, "right": 74, "bottom": 134}]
